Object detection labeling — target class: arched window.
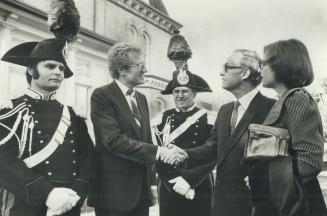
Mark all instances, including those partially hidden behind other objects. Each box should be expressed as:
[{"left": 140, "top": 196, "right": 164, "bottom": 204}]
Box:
[
  {"left": 140, "top": 32, "right": 150, "bottom": 69},
  {"left": 128, "top": 26, "right": 138, "bottom": 45}
]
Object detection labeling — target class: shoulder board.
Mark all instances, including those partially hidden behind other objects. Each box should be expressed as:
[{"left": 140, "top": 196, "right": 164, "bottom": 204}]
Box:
[
  {"left": 207, "top": 111, "right": 218, "bottom": 125},
  {"left": 0, "top": 99, "right": 14, "bottom": 110}
]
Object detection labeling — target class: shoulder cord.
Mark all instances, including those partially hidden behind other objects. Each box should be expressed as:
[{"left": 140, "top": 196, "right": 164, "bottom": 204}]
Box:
[{"left": 152, "top": 116, "right": 171, "bottom": 147}]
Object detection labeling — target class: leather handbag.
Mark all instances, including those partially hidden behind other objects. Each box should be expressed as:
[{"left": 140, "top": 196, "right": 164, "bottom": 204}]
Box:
[{"left": 244, "top": 124, "right": 290, "bottom": 161}]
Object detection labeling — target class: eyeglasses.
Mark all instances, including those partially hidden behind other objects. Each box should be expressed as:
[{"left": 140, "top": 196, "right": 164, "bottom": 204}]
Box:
[
  {"left": 127, "top": 62, "right": 147, "bottom": 71},
  {"left": 223, "top": 63, "right": 244, "bottom": 72}
]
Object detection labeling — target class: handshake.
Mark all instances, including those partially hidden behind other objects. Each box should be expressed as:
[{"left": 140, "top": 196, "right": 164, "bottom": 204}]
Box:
[
  {"left": 46, "top": 188, "right": 80, "bottom": 216},
  {"left": 159, "top": 144, "right": 188, "bottom": 166}
]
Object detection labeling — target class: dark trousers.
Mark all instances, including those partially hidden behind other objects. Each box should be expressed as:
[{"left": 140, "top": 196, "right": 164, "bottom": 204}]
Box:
[{"left": 94, "top": 204, "right": 149, "bottom": 216}]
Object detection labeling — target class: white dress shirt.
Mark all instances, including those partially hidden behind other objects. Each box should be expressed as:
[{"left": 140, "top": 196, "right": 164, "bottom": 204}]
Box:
[{"left": 234, "top": 88, "right": 259, "bottom": 126}]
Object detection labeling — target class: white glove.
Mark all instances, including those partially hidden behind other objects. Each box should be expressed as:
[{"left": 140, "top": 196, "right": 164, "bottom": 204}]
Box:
[
  {"left": 46, "top": 188, "right": 80, "bottom": 215},
  {"left": 169, "top": 176, "right": 191, "bottom": 196},
  {"left": 185, "top": 189, "right": 195, "bottom": 200}
]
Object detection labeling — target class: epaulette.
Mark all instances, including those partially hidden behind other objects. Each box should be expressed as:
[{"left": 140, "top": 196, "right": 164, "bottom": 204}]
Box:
[
  {"left": 0, "top": 99, "right": 14, "bottom": 110},
  {"left": 71, "top": 106, "right": 86, "bottom": 119},
  {"left": 207, "top": 111, "right": 217, "bottom": 125}
]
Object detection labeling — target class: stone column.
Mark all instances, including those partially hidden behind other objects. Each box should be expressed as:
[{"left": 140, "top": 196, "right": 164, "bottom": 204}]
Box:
[{"left": 0, "top": 22, "right": 15, "bottom": 99}]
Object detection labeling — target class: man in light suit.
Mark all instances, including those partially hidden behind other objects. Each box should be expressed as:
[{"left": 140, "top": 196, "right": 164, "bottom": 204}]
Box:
[
  {"left": 172, "top": 49, "right": 275, "bottom": 216},
  {"left": 88, "top": 42, "right": 188, "bottom": 216}
]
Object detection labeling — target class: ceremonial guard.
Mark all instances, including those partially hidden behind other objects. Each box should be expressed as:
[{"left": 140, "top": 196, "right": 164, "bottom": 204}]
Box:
[
  {"left": 152, "top": 31, "right": 215, "bottom": 216},
  {"left": 0, "top": 39, "right": 94, "bottom": 216}
]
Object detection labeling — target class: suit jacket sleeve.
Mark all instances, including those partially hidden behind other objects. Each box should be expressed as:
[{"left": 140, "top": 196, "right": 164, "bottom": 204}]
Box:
[
  {"left": 91, "top": 88, "right": 158, "bottom": 164},
  {"left": 0, "top": 109, "right": 54, "bottom": 208},
  {"left": 284, "top": 91, "right": 324, "bottom": 180},
  {"left": 71, "top": 114, "right": 95, "bottom": 201},
  {"left": 185, "top": 115, "right": 218, "bottom": 161}
]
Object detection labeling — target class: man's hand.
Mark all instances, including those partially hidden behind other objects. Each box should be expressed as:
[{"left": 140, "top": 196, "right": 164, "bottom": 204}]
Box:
[
  {"left": 46, "top": 188, "right": 80, "bottom": 215},
  {"left": 169, "top": 176, "right": 191, "bottom": 196},
  {"left": 160, "top": 145, "right": 188, "bottom": 165}
]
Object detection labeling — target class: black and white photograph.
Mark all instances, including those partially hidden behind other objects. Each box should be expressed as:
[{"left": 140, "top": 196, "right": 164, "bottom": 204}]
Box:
[{"left": 0, "top": 0, "right": 326, "bottom": 215}]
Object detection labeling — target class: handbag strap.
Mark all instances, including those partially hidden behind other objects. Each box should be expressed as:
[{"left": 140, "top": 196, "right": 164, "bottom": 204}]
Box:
[{"left": 263, "top": 88, "right": 308, "bottom": 125}]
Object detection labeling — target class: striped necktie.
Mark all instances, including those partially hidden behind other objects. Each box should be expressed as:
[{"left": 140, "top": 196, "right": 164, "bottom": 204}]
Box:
[
  {"left": 127, "top": 89, "right": 141, "bottom": 127},
  {"left": 230, "top": 100, "right": 240, "bottom": 135}
]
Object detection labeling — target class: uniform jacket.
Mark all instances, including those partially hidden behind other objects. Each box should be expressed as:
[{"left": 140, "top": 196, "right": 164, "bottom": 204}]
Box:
[
  {"left": 186, "top": 92, "right": 275, "bottom": 216},
  {"left": 88, "top": 81, "right": 158, "bottom": 211},
  {"left": 154, "top": 106, "right": 214, "bottom": 216},
  {"left": 249, "top": 89, "right": 327, "bottom": 216},
  {"left": 0, "top": 89, "right": 94, "bottom": 216}
]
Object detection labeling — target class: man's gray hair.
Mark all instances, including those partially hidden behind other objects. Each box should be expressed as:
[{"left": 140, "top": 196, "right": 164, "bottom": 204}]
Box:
[{"left": 107, "top": 42, "right": 143, "bottom": 79}]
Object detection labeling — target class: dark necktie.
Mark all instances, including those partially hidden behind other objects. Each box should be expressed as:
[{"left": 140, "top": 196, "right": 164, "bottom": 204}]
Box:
[
  {"left": 230, "top": 100, "right": 240, "bottom": 135},
  {"left": 127, "top": 89, "right": 141, "bottom": 127}
]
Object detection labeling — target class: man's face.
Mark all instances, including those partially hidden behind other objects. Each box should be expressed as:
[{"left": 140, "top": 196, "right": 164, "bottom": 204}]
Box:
[
  {"left": 173, "top": 86, "right": 196, "bottom": 110},
  {"left": 220, "top": 52, "right": 246, "bottom": 91},
  {"left": 30, "top": 60, "right": 64, "bottom": 92},
  {"left": 122, "top": 52, "right": 147, "bottom": 88}
]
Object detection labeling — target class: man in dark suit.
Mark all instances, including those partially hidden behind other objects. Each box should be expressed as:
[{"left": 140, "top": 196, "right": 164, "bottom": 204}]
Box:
[
  {"left": 174, "top": 49, "right": 276, "bottom": 216},
  {"left": 88, "top": 42, "right": 188, "bottom": 216}
]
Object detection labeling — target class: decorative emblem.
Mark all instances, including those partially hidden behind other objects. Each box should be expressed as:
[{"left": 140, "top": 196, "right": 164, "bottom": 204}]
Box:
[{"left": 177, "top": 70, "right": 189, "bottom": 85}]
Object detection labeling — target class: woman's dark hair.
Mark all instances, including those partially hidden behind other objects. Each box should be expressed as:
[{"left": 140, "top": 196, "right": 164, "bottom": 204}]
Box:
[{"left": 264, "top": 39, "right": 313, "bottom": 88}]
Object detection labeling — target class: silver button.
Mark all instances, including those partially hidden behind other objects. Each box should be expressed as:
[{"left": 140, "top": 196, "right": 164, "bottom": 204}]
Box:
[
  {"left": 48, "top": 172, "right": 52, "bottom": 176},
  {"left": 195, "top": 125, "right": 198, "bottom": 128},
  {"left": 28, "top": 104, "right": 32, "bottom": 107},
  {"left": 40, "top": 140, "right": 44, "bottom": 144},
  {"left": 24, "top": 98, "right": 28, "bottom": 101},
  {"left": 172, "top": 125, "right": 175, "bottom": 128},
  {"left": 69, "top": 131, "right": 73, "bottom": 135},
  {"left": 72, "top": 149, "right": 76, "bottom": 153},
  {"left": 194, "top": 133, "right": 198, "bottom": 136},
  {"left": 45, "top": 161, "right": 50, "bottom": 165},
  {"left": 70, "top": 140, "right": 74, "bottom": 144},
  {"left": 35, "top": 120, "right": 39, "bottom": 124},
  {"left": 73, "top": 160, "right": 76, "bottom": 164},
  {"left": 37, "top": 130, "right": 41, "bottom": 134},
  {"left": 31, "top": 111, "right": 35, "bottom": 115},
  {"left": 73, "top": 172, "right": 76, "bottom": 176},
  {"left": 193, "top": 141, "right": 196, "bottom": 144}
]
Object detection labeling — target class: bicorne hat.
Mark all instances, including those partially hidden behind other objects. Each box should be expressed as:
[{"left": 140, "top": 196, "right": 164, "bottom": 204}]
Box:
[
  {"left": 161, "top": 70, "right": 212, "bottom": 95},
  {"left": 1, "top": 38, "right": 73, "bottom": 78}
]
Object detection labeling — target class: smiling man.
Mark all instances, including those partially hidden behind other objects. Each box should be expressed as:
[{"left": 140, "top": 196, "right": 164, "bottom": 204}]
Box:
[
  {"left": 88, "top": 42, "right": 188, "bottom": 216},
  {"left": 153, "top": 69, "right": 215, "bottom": 216},
  {"left": 0, "top": 38, "right": 94, "bottom": 216}
]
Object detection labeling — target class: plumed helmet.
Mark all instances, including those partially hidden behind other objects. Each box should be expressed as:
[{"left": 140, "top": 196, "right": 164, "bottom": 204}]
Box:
[
  {"left": 47, "top": 0, "right": 80, "bottom": 43},
  {"left": 167, "top": 30, "right": 192, "bottom": 62}
]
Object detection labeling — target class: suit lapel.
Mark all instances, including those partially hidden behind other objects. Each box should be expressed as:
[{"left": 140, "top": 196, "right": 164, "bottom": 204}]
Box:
[
  {"left": 112, "top": 81, "right": 142, "bottom": 139},
  {"left": 217, "top": 103, "right": 234, "bottom": 158},
  {"left": 218, "top": 93, "right": 263, "bottom": 167}
]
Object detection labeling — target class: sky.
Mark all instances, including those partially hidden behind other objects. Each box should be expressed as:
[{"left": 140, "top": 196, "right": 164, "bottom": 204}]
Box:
[{"left": 163, "top": 0, "right": 327, "bottom": 98}]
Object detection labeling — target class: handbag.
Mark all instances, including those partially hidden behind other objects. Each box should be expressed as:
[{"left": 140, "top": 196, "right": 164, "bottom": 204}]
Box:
[
  {"left": 244, "top": 124, "right": 290, "bottom": 161},
  {"left": 243, "top": 88, "right": 304, "bottom": 161}
]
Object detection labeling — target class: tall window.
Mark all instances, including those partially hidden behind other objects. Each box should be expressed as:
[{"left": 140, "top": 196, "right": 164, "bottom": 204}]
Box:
[
  {"left": 128, "top": 26, "right": 138, "bottom": 45},
  {"left": 140, "top": 32, "right": 150, "bottom": 69}
]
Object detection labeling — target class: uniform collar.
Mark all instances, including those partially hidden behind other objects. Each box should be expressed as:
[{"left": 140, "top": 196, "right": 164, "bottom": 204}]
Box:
[
  {"left": 175, "top": 103, "right": 196, "bottom": 112},
  {"left": 26, "top": 88, "right": 57, "bottom": 100}
]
